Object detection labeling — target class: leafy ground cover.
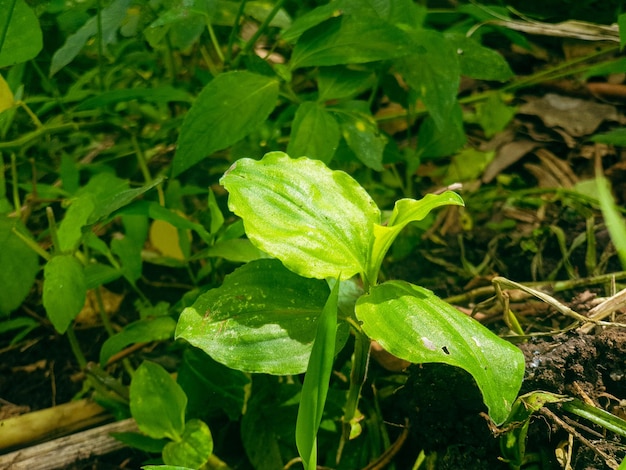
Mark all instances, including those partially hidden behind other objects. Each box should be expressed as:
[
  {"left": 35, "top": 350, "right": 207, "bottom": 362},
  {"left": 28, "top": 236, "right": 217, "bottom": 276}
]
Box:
[{"left": 1, "top": 0, "right": 626, "bottom": 469}]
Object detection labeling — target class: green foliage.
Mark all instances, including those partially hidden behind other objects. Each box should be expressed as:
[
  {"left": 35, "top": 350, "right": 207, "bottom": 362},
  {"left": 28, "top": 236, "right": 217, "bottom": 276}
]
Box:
[{"left": 0, "top": 0, "right": 42, "bottom": 67}]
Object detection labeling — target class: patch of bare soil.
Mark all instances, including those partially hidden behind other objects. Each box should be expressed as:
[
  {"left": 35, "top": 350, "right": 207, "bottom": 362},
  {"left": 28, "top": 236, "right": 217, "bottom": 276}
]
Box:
[{"left": 385, "top": 326, "right": 626, "bottom": 470}]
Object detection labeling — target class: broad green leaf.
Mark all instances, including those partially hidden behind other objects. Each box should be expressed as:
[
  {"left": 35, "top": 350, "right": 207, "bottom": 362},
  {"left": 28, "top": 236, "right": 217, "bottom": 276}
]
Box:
[
  {"left": 177, "top": 348, "right": 250, "bottom": 421},
  {"left": 296, "top": 281, "right": 339, "bottom": 470},
  {"left": 173, "top": 71, "right": 279, "bottom": 176},
  {"left": 334, "top": 107, "right": 386, "bottom": 171},
  {"left": 395, "top": 29, "right": 460, "bottom": 131},
  {"left": 0, "top": 0, "right": 43, "bottom": 67},
  {"left": 163, "top": 419, "right": 213, "bottom": 468},
  {"left": 112, "top": 432, "right": 167, "bottom": 453},
  {"left": 287, "top": 101, "right": 340, "bottom": 163},
  {"left": 474, "top": 93, "right": 516, "bottom": 138},
  {"left": 130, "top": 361, "right": 186, "bottom": 440},
  {"left": 49, "top": 0, "right": 131, "bottom": 76},
  {"left": 201, "top": 238, "right": 267, "bottom": 263},
  {"left": 596, "top": 176, "right": 626, "bottom": 269},
  {"left": 111, "top": 236, "right": 143, "bottom": 283},
  {"left": 176, "top": 259, "right": 346, "bottom": 375},
  {"left": 0, "top": 216, "right": 38, "bottom": 316},
  {"left": 220, "top": 152, "right": 380, "bottom": 280},
  {"left": 355, "top": 280, "right": 524, "bottom": 424},
  {"left": 444, "top": 148, "right": 495, "bottom": 185},
  {"left": 290, "top": 15, "right": 411, "bottom": 70},
  {"left": 444, "top": 33, "right": 513, "bottom": 81},
  {"left": 100, "top": 316, "right": 176, "bottom": 366},
  {"left": 57, "top": 194, "right": 95, "bottom": 252},
  {"left": 43, "top": 255, "right": 86, "bottom": 334},
  {"left": 417, "top": 102, "right": 466, "bottom": 159},
  {"left": 368, "top": 191, "right": 464, "bottom": 283},
  {"left": 591, "top": 128, "right": 626, "bottom": 146},
  {"left": 317, "top": 67, "right": 375, "bottom": 102}
]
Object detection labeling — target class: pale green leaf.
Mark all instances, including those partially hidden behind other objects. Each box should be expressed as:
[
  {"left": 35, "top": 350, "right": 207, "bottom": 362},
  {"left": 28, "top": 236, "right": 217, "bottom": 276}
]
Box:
[
  {"left": 43, "top": 255, "right": 86, "bottom": 334},
  {"left": 444, "top": 148, "right": 495, "bottom": 185},
  {"left": 296, "top": 281, "right": 339, "bottom": 470},
  {"left": 287, "top": 101, "right": 340, "bottom": 163},
  {"left": 367, "top": 191, "right": 464, "bottom": 282},
  {"left": 130, "top": 361, "right": 186, "bottom": 440},
  {"left": 596, "top": 176, "right": 626, "bottom": 269},
  {"left": 355, "top": 280, "right": 524, "bottom": 424},
  {"left": 281, "top": 2, "right": 340, "bottom": 43},
  {"left": 395, "top": 29, "right": 460, "bottom": 131},
  {"left": 220, "top": 152, "right": 380, "bottom": 280},
  {"left": 474, "top": 93, "right": 516, "bottom": 138},
  {"left": 100, "top": 316, "right": 176, "bottom": 366},
  {"left": 0, "top": 216, "right": 39, "bottom": 316},
  {"left": 290, "top": 14, "right": 411, "bottom": 70},
  {"left": 173, "top": 71, "right": 279, "bottom": 176},
  {"left": 0, "top": 0, "right": 43, "bottom": 67},
  {"left": 163, "top": 419, "right": 213, "bottom": 468}
]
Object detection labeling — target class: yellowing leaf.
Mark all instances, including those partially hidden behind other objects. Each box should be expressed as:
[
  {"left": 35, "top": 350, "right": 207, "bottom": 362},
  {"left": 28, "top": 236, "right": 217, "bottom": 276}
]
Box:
[
  {"left": 0, "top": 74, "right": 15, "bottom": 113},
  {"left": 149, "top": 218, "right": 190, "bottom": 260}
]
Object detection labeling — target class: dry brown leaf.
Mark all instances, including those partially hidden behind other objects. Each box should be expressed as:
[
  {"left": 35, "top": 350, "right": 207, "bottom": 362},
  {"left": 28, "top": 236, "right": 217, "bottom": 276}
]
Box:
[
  {"left": 482, "top": 139, "right": 538, "bottom": 183},
  {"left": 519, "top": 93, "right": 620, "bottom": 137}
]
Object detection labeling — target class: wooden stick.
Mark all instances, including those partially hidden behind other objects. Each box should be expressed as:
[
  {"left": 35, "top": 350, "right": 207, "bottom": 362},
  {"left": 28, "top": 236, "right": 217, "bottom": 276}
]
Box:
[{"left": 0, "top": 418, "right": 138, "bottom": 470}]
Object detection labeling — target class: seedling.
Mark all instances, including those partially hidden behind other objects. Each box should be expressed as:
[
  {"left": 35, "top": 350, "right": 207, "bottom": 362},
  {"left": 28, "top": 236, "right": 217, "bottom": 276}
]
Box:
[{"left": 176, "top": 152, "right": 525, "bottom": 469}]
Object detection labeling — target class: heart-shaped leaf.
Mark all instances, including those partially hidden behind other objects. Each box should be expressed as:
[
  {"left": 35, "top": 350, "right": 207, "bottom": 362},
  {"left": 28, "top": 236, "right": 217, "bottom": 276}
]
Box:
[
  {"left": 355, "top": 280, "right": 524, "bottom": 424},
  {"left": 163, "top": 419, "right": 213, "bottom": 469}
]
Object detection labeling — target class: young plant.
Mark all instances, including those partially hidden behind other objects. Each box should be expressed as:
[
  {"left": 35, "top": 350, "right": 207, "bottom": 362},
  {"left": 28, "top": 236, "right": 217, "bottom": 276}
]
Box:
[{"left": 176, "top": 152, "right": 525, "bottom": 468}]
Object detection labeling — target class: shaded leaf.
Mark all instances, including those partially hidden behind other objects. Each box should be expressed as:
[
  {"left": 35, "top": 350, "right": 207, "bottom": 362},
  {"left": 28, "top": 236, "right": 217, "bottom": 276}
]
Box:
[
  {"left": 287, "top": 101, "right": 340, "bottom": 163},
  {"left": 355, "top": 280, "right": 525, "bottom": 424},
  {"left": 317, "top": 67, "right": 375, "bottom": 102},
  {"left": 445, "top": 33, "right": 513, "bottom": 81},
  {"left": 0, "top": 216, "right": 39, "bottom": 316},
  {"left": 220, "top": 152, "right": 380, "bottom": 280},
  {"left": 0, "top": 0, "right": 42, "bottom": 67},
  {"left": 334, "top": 107, "right": 386, "bottom": 171},
  {"left": 173, "top": 71, "right": 279, "bottom": 176},
  {"left": 417, "top": 101, "right": 466, "bottom": 159},
  {"left": 290, "top": 15, "right": 411, "bottom": 70},
  {"left": 43, "top": 255, "right": 86, "bottom": 334}
]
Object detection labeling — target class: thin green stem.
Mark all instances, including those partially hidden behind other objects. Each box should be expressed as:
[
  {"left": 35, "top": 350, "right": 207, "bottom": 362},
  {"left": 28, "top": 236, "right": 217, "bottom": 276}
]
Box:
[
  {"left": 0, "top": 122, "right": 94, "bottom": 151},
  {"left": 207, "top": 22, "right": 225, "bottom": 64},
  {"left": 46, "top": 206, "right": 61, "bottom": 254},
  {"left": 226, "top": 0, "right": 247, "bottom": 64},
  {"left": 11, "top": 227, "right": 51, "bottom": 261},
  {"left": 66, "top": 327, "right": 87, "bottom": 369},
  {"left": 96, "top": 0, "right": 105, "bottom": 92},
  {"left": 94, "top": 287, "right": 115, "bottom": 337},
  {"left": 342, "top": 330, "right": 371, "bottom": 438},
  {"left": 10, "top": 154, "right": 20, "bottom": 214}
]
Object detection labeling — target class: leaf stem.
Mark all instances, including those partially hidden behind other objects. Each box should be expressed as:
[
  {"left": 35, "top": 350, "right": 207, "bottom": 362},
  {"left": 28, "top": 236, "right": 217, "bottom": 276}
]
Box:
[
  {"left": 66, "top": 326, "right": 88, "bottom": 369},
  {"left": 233, "top": 0, "right": 286, "bottom": 68}
]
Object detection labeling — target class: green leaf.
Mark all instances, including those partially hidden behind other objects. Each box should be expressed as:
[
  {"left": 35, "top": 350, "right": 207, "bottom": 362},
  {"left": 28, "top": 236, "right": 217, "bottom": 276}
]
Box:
[
  {"left": 474, "top": 93, "right": 516, "bottom": 138},
  {"left": 177, "top": 348, "right": 250, "bottom": 421},
  {"left": 290, "top": 14, "right": 411, "bottom": 70},
  {"left": 287, "top": 101, "right": 340, "bottom": 163},
  {"left": 444, "top": 148, "right": 495, "bottom": 185},
  {"left": 43, "top": 255, "right": 87, "bottom": 334},
  {"left": 596, "top": 176, "right": 626, "bottom": 269},
  {"left": 296, "top": 280, "right": 339, "bottom": 470},
  {"left": 444, "top": 33, "right": 513, "bottom": 81},
  {"left": 0, "top": 0, "right": 43, "bottom": 67},
  {"left": 356, "top": 280, "right": 524, "bottom": 424},
  {"left": 130, "top": 361, "right": 187, "bottom": 440},
  {"left": 281, "top": 2, "right": 340, "bottom": 43},
  {"left": 173, "top": 71, "right": 279, "bottom": 176},
  {"left": 334, "top": 106, "right": 386, "bottom": 171},
  {"left": 163, "top": 419, "right": 213, "bottom": 469},
  {"left": 100, "top": 316, "right": 176, "bottom": 366},
  {"left": 417, "top": 102, "right": 466, "bottom": 159},
  {"left": 57, "top": 194, "right": 95, "bottom": 252},
  {"left": 317, "top": 67, "right": 375, "bottom": 102},
  {"left": 176, "top": 259, "right": 348, "bottom": 375},
  {"left": 220, "top": 152, "right": 380, "bottom": 280},
  {"left": 49, "top": 0, "right": 131, "bottom": 76},
  {"left": 395, "top": 29, "right": 460, "bottom": 131},
  {"left": 368, "top": 191, "right": 464, "bottom": 283},
  {"left": 0, "top": 216, "right": 39, "bottom": 316},
  {"left": 591, "top": 127, "right": 626, "bottom": 146}
]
